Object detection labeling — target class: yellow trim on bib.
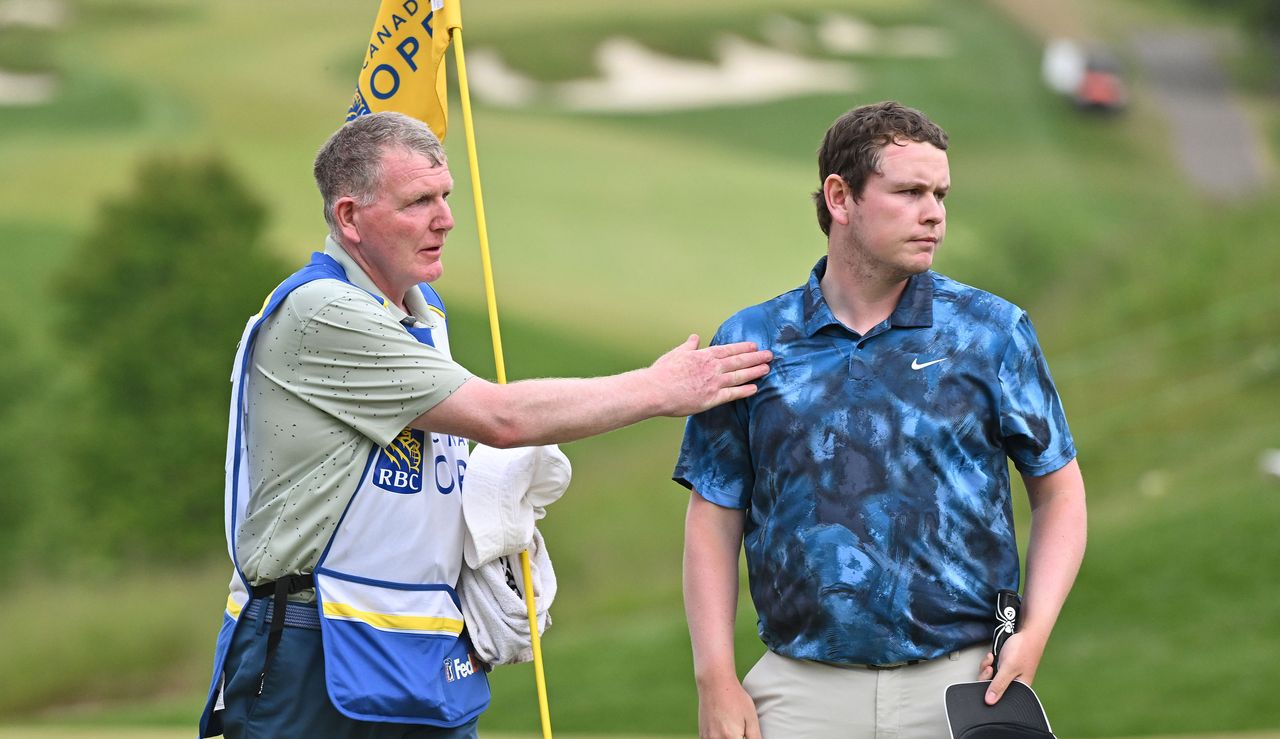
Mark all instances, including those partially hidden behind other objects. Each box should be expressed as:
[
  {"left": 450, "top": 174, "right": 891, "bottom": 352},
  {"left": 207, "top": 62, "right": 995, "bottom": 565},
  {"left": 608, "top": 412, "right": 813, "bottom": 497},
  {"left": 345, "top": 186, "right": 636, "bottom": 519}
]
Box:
[
  {"left": 226, "top": 595, "right": 244, "bottom": 618},
  {"left": 252, "top": 288, "right": 276, "bottom": 320},
  {"left": 427, "top": 304, "right": 446, "bottom": 320},
  {"left": 322, "top": 602, "right": 464, "bottom": 634}
]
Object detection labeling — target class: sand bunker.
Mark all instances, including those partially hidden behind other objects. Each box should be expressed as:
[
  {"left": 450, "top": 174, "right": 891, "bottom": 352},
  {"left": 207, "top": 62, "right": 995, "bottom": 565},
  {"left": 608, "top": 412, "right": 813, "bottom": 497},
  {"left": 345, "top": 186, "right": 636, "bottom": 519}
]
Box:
[
  {"left": 0, "top": 69, "right": 57, "bottom": 105},
  {"left": 0, "top": 0, "right": 66, "bottom": 28},
  {"left": 467, "top": 15, "right": 950, "bottom": 113},
  {"left": 0, "top": 0, "right": 65, "bottom": 105},
  {"left": 556, "top": 35, "right": 861, "bottom": 113},
  {"left": 468, "top": 36, "right": 861, "bottom": 113}
]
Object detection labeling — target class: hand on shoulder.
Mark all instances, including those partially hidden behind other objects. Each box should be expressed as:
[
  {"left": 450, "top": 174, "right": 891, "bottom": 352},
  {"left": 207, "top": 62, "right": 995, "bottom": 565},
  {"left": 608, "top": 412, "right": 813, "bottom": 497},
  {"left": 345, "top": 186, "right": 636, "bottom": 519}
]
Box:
[{"left": 648, "top": 335, "right": 772, "bottom": 416}]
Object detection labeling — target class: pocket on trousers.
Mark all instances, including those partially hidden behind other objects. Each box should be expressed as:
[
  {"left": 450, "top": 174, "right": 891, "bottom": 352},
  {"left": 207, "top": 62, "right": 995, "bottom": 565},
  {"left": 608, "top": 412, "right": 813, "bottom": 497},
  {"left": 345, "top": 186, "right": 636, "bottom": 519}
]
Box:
[
  {"left": 741, "top": 650, "right": 773, "bottom": 699},
  {"left": 217, "top": 615, "right": 269, "bottom": 735}
]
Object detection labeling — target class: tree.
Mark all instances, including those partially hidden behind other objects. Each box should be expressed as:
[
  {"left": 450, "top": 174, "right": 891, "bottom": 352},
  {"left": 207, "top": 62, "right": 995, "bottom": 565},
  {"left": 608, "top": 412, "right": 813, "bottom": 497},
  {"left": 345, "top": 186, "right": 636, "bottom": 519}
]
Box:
[
  {"left": 0, "top": 320, "right": 38, "bottom": 570},
  {"left": 57, "top": 155, "right": 288, "bottom": 561}
]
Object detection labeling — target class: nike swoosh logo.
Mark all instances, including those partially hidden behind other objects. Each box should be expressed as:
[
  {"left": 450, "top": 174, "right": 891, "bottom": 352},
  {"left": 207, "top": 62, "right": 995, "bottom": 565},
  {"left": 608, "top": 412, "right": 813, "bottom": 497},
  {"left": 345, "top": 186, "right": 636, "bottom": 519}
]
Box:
[{"left": 911, "top": 357, "right": 948, "bottom": 370}]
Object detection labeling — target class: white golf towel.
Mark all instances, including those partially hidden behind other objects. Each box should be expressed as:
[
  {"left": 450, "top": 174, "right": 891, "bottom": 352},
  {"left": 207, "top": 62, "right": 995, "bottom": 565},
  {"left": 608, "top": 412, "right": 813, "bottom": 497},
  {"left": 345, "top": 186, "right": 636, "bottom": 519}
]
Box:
[
  {"left": 458, "top": 444, "right": 570, "bottom": 665},
  {"left": 458, "top": 528, "right": 556, "bottom": 666},
  {"left": 461, "top": 443, "right": 571, "bottom": 568}
]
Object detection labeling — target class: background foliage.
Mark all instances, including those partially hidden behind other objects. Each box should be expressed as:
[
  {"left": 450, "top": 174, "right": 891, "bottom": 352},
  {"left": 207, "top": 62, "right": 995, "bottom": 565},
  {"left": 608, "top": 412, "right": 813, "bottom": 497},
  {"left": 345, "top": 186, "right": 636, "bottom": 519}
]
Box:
[
  {"left": 54, "top": 157, "right": 287, "bottom": 562},
  {"left": 1, "top": 0, "right": 1278, "bottom": 736}
]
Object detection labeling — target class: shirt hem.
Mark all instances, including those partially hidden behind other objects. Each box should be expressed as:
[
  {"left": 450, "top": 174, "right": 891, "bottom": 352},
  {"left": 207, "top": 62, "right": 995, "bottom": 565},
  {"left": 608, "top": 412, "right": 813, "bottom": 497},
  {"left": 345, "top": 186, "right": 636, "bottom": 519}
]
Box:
[
  {"left": 673, "top": 475, "right": 749, "bottom": 510},
  {"left": 1013, "top": 445, "right": 1077, "bottom": 477}
]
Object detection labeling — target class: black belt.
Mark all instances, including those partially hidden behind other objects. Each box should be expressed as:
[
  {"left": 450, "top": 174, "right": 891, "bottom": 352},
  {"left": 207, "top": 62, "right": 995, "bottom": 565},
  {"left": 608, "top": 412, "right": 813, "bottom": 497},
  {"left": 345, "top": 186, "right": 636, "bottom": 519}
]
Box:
[
  {"left": 249, "top": 574, "right": 315, "bottom": 695},
  {"left": 818, "top": 658, "right": 924, "bottom": 671},
  {"left": 242, "top": 595, "right": 321, "bottom": 630}
]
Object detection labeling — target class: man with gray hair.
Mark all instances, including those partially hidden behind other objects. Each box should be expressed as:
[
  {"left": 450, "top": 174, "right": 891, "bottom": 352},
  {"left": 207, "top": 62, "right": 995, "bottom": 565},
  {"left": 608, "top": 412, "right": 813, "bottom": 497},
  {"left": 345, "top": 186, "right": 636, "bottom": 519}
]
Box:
[{"left": 198, "top": 111, "right": 772, "bottom": 739}]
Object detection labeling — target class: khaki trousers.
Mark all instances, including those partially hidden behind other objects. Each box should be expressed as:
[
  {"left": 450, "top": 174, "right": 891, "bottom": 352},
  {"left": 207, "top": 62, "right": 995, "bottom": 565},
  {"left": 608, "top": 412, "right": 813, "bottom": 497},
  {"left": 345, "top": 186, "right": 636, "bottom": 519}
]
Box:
[{"left": 742, "top": 645, "right": 986, "bottom": 739}]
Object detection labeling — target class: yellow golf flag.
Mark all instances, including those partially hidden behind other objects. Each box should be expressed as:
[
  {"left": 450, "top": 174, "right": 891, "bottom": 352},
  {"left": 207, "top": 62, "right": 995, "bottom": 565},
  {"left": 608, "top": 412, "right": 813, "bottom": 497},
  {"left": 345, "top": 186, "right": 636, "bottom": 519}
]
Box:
[{"left": 346, "top": 0, "right": 462, "bottom": 141}]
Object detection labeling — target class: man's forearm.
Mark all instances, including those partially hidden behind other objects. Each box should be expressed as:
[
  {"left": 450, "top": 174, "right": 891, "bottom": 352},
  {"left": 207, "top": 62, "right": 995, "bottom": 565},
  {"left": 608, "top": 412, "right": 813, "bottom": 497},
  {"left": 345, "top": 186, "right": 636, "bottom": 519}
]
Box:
[
  {"left": 982, "top": 459, "right": 1087, "bottom": 702},
  {"left": 684, "top": 494, "right": 746, "bottom": 688},
  {"left": 411, "top": 336, "right": 771, "bottom": 448},
  {"left": 1020, "top": 458, "right": 1088, "bottom": 645},
  {"left": 440, "top": 371, "right": 664, "bottom": 448}
]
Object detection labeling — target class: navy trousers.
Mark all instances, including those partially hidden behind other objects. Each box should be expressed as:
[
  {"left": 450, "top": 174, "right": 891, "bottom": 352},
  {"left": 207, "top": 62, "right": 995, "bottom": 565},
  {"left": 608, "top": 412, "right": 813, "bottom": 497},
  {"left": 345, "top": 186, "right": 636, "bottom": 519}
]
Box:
[{"left": 218, "top": 602, "right": 480, "bottom": 739}]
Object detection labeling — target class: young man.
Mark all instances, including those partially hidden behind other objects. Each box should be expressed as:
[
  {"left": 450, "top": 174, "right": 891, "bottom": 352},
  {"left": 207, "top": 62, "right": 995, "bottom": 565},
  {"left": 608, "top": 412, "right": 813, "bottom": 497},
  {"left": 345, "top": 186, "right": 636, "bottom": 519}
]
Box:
[
  {"left": 198, "top": 111, "right": 772, "bottom": 739},
  {"left": 674, "top": 101, "right": 1087, "bottom": 738}
]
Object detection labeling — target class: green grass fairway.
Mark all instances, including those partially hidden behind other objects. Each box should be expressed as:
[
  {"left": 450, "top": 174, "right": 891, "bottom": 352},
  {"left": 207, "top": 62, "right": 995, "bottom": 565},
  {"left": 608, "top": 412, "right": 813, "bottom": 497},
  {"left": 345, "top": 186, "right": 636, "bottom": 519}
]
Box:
[
  {"left": 0, "top": 731, "right": 697, "bottom": 739},
  {"left": 3, "top": 730, "right": 1279, "bottom": 739},
  {"left": 1, "top": 0, "right": 1278, "bottom": 736}
]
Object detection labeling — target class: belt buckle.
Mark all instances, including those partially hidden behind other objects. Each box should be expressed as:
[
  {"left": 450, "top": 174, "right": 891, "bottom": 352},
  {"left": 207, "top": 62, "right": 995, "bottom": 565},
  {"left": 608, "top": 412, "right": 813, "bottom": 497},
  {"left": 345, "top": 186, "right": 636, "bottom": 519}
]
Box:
[{"left": 864, "top": 659, "right": 921, "bottom": 671}]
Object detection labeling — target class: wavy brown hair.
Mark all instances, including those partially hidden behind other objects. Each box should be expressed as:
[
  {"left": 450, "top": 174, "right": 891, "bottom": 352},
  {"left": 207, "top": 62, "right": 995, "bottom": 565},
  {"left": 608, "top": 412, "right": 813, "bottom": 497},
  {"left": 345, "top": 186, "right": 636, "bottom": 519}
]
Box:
[{"left": 812, "top": 101, "right": 949, "bottom": 236}]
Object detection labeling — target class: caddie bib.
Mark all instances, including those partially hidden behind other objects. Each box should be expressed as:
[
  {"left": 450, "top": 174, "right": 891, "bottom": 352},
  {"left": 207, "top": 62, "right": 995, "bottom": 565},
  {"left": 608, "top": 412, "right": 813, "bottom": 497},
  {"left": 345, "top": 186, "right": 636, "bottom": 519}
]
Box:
[{"left": 199, "top": 252, "right": 488, "bottom": 737}]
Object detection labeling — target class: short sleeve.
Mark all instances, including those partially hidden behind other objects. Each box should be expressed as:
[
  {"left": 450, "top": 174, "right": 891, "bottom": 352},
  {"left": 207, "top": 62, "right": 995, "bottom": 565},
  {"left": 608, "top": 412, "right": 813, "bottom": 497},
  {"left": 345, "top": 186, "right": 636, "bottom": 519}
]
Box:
[
  {"left": 256, "top": 283, "right": 473, "bottom": 447},
  {"left": 998, "top": 312, "right": 1076, "bottom": 476},
  {"left": 672, "top": 327, "right": 755, "bottom": 509}
]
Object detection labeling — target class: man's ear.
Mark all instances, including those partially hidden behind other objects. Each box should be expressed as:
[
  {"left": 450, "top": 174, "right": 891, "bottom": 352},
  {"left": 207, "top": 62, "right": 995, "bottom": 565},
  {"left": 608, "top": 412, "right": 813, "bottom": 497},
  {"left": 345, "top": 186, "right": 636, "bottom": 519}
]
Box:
[
  {"left": 823, "top": 174, "right": 854, "bottom": 227},
  {"left": 334, "top": 196, "right": 361, "bottom": 245}
]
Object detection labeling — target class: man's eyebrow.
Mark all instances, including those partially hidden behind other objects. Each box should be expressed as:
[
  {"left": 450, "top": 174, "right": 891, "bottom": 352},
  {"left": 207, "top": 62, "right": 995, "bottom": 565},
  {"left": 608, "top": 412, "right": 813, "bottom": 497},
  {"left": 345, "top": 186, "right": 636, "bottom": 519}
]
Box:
[
  {"left": 407, "top": 185, "right": 451, "bottom": 200},
  {"left": 888, "top": 177, "right": 948, "bottom": 189}
]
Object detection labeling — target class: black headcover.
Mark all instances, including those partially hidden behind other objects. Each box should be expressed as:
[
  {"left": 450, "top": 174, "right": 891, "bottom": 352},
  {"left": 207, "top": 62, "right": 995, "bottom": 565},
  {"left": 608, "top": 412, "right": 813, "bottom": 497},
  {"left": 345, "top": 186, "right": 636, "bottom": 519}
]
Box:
[{"left": 944, "top": 680, "right": 1056, "bottom": 739}]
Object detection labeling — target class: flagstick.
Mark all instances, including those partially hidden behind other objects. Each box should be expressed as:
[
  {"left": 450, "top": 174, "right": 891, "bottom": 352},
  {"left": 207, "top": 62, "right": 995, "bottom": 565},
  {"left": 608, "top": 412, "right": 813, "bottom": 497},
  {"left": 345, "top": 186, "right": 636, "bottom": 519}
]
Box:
[{"left": 452, "top": 29, "right": 555, "bottom": 739}]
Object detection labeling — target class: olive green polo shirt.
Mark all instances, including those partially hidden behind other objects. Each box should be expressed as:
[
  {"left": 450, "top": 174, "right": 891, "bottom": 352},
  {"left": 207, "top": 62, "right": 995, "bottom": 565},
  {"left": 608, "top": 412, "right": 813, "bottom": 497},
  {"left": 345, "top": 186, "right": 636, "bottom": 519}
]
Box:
[{"left": 235, "top": 238, "right": 473, "bottom": 591}]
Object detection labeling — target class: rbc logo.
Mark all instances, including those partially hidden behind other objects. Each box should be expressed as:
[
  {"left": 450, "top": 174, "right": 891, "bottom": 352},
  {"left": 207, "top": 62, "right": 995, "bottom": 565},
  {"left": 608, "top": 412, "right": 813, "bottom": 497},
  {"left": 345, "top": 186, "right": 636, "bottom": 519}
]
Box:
[
  {"left": 374, "top": 429, "right": 468, "bottom": 494},
  {"left": 374, "top": 428, "right": 424, "bottom": 494}
]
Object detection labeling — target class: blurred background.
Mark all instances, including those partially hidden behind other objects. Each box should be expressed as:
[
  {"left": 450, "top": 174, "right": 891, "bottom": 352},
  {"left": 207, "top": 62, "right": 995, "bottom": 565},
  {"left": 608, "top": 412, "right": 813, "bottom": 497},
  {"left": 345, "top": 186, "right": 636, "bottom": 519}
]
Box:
[{"left": 1, "top": 0, "right": 1278, "bottom": 736}]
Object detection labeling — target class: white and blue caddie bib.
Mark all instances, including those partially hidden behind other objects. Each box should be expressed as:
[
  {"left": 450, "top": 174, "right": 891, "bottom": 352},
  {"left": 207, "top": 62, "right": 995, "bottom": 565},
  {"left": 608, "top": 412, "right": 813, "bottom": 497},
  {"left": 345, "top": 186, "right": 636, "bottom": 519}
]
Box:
[{"left": 199, "top": 252, "right": 489, "bottom": 736}]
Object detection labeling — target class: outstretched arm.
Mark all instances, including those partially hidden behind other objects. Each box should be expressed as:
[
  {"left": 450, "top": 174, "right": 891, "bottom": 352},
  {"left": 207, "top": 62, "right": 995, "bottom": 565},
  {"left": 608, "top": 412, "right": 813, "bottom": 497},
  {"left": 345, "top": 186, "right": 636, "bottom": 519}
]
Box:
[
  {"left": 980, "top": 458, "right": 1087, "bottom": 704},
  {"left": 412, "top": 335, "right": 771, "bottom": 448},
  {"left": 684, "top": 493, "right": 761, "bottom": 739}
]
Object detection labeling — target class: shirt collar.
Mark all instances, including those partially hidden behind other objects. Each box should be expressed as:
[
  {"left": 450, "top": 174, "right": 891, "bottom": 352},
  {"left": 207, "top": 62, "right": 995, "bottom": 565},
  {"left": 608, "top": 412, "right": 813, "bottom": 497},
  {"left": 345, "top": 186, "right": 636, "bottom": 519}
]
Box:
[
  {"left": 323, "top": 236, "right": 439, "bottom": 328},
  {"left": 891, "top": 270, "right": 934, "bottom": 328},
  {"left": 801, "top": 256, "right": 934, "bottom": 336}
]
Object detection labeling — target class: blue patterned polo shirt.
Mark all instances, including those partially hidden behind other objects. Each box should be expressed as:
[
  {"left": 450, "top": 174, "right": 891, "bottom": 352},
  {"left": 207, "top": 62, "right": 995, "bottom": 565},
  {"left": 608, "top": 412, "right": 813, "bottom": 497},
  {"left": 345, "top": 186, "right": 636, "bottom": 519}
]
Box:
[{"left": 673, "top": 257, "right": 1076, "bottom": 665}]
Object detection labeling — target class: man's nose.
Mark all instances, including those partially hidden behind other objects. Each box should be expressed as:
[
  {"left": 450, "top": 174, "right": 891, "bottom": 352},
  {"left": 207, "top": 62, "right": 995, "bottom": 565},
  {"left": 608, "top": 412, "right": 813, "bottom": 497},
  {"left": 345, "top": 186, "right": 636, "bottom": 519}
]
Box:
[
  {"left": 437, "top": 202, "right": 454, "bottom": 231},
  {"left": 921, "top": 196, "right": 944, "bottom": 224}
]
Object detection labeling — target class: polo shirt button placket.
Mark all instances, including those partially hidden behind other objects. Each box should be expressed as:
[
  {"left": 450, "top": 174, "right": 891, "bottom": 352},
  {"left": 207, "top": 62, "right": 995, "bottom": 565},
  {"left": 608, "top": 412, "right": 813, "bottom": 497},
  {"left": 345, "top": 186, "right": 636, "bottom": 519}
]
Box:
[{"left": 849, "top": 351, "right": 870, "bottom": 383}]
